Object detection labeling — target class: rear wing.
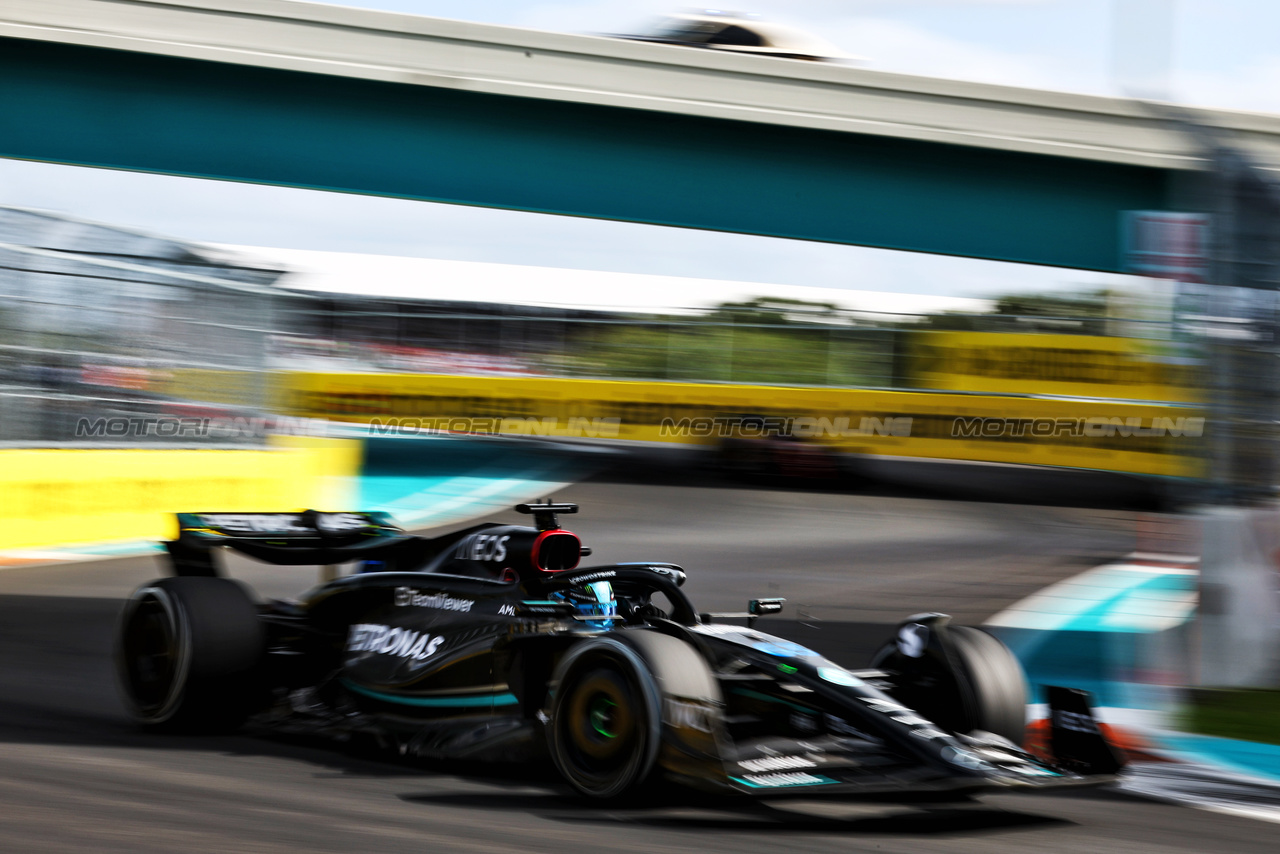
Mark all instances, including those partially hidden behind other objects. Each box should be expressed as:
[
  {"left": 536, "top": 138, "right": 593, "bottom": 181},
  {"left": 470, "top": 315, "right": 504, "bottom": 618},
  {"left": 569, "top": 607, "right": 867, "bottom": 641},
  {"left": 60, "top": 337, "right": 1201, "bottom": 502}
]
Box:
[
  {"left": 167, "top": 511, "right": 413, "bottom": 575},
  {"left": 164, "top": 503, "right": 595, "bottom": 582}
]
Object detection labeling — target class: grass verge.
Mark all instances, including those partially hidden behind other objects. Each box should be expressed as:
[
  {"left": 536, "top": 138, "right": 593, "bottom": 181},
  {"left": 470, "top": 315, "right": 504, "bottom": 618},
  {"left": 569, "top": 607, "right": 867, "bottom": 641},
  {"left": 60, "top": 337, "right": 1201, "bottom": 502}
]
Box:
[{"left": 1181, "top": 688, "right": 1280, "bottom": 745}]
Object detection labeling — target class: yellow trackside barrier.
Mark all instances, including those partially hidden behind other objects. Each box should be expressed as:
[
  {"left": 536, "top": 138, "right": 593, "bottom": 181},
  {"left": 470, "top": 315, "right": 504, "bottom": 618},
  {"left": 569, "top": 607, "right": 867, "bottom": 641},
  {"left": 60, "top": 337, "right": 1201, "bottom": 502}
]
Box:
[
  {"left": 276, "top": 372, "right": 1207, "bottom": 479},
  {"left": 0, "top": 437, "right": 360, "bottom": 551},
  {"left": 905, "top": 331, "right": 1200, "bottom": 402}
]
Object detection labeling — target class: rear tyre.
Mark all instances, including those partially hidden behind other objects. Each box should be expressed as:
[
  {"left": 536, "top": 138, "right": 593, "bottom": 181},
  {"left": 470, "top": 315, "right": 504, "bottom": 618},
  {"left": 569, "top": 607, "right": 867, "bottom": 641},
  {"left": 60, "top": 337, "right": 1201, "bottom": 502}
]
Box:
[
  {"left": 115, "top": 577, "right": 265, "bottom": 732},
  {"left": 549, "top": 639, "right": 661, "bottom": 799}
]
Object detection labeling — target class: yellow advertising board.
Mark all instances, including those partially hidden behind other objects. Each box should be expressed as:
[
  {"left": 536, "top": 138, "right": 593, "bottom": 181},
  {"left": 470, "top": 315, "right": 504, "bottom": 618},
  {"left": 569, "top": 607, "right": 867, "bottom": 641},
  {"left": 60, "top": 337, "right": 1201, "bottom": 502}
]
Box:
[
  {"left": 0, "top": 436, "right": 360, "bottom": 551},
  {"left": 905, "top": 332, "right": 1199, "bottom": 402},
  {"left": 277, "top": 372, "right": 1205, "bottom": 479}
]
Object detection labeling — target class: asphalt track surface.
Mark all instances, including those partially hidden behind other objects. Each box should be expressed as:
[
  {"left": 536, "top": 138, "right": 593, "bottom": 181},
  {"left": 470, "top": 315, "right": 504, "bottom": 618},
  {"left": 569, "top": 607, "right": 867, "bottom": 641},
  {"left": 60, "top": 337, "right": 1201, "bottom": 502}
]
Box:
[{"left": 0, "top": 481, "right": 1273, "bottom": 852}]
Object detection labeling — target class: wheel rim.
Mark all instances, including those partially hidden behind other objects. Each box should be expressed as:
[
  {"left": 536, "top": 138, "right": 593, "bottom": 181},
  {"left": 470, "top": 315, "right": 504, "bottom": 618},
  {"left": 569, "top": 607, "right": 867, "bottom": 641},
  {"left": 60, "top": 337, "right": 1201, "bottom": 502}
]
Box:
[
  {"left": 557, "top": 667, "right": 644, "bottom": 792},
  {"left": 119, "top": 591, "right": 185, "bottom": 720},
  {"left": 589, "top": 696, "right": 619, "bottom": 739}
]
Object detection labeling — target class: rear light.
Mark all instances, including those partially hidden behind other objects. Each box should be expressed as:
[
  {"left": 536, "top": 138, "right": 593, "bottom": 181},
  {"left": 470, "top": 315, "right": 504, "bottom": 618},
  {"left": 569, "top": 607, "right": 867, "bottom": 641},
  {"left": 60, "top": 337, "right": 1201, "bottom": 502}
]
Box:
[{"left": 531, "top": 530, "right": 581, "bottom": 572}]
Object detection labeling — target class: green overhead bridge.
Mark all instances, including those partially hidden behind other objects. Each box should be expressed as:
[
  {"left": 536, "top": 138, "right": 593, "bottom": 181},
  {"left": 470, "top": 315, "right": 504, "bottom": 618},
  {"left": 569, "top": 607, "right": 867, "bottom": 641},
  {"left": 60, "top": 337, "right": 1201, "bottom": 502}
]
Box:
[{"left": 3, "top": 0, "right": 1280, "bottom": 272}]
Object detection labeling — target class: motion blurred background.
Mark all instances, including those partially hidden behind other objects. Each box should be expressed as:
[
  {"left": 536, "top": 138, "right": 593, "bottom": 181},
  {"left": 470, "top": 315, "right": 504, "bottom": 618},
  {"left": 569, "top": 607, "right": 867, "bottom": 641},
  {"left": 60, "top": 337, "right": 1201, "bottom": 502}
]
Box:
[{"left": 1, "top": 0, "right": 1280, "bottom": 839}]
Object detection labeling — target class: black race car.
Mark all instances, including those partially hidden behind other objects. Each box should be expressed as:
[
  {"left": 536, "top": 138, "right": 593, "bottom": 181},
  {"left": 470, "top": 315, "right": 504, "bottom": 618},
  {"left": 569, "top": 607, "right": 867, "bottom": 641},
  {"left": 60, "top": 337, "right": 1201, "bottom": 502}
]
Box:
[
  {"left": 612, "top": 12, "right": 858, "bottom": 63},
  {"left": 116, "top": 502, "right": 1124, "bottom": 800}
]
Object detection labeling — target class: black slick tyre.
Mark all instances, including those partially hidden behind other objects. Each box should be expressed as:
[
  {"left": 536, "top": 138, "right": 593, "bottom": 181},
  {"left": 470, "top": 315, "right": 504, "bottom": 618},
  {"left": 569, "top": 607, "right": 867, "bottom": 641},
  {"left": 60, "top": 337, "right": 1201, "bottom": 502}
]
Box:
[
  {"left": 548, "top": 638, "right": 662, "bottom": 799},
  {"left": 947, "top": 626, "right": 1027, "bottom": 745},
  {"left": 115, "top": 576, "right": 265, "bottom": 732},
  {"left": 871, "top": 624, "right": 1027, "bottom": 744}
]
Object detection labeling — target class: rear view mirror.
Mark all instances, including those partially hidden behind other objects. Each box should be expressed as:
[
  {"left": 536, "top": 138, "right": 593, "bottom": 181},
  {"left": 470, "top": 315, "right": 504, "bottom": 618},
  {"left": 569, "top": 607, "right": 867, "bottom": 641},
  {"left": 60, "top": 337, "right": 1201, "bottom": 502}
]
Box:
[
  {"left": 749, "top": 598, "right": 785, "bottom": 616},
  {"left": 748, "top": 597, "right": 784, "bottom": 627},
  {"left": 700, "top": 597, "right": 785, "bottom": 627}
]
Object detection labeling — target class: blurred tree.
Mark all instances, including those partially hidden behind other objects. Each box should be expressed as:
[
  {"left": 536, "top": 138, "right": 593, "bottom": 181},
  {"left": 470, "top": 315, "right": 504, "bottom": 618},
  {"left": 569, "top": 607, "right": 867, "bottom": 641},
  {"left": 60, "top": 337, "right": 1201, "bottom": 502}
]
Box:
[
  {"left": 919, "top": 289, "right": 1111, "bottom": 334},
  {"left": 706, "top": 297, "right": 841, "bottom": 326},
  {"left": 562, "top": 298, "right": 884, "bottom": 386},
  {"left": 993, "top": 290, "right": 1110, "bottom": 319}
]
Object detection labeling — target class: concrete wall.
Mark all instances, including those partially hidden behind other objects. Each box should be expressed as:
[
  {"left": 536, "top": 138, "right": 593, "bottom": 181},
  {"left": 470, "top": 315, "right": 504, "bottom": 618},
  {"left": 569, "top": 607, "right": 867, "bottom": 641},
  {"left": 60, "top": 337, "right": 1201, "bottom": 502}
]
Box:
[{"left": 1196, "top": 506, "right": 1280, "bottom": 687}]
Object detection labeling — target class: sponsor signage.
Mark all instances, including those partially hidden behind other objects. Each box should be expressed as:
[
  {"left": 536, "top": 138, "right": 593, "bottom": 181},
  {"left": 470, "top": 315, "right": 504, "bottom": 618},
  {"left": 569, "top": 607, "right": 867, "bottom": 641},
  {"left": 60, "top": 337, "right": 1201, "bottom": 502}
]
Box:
[
  {"left": 738, "top": 755, "right": 817, "bottom": 773},
  {"left": 907, "top": 332, "right": 1197, "bottom": 402},
  {"left": 1052, "top": 708, "right": 1101, "bottom": 734},
  {"left": 1124, "top": 211, "right": 1210, "bottom": 282},
  {"left": 196, "top": 512, "right": 377, "bottom": 536},
  {"left": 732, "top": 772, "right": 835, "bottom": 788},
  {"left": 199, "top": 513, "right": 310, "bottom": 534},
  {"left": 452, "top": 533, "right": 510, "bottom": 563},
  {"left": 346, "top": 623, "right": 443, "bottom": 661},
  {"left": 393, "top": 587, "right": 474, "bottom": 612},
  {"left": 276, "top": 372, "right": 1206, "bottom": 478}
]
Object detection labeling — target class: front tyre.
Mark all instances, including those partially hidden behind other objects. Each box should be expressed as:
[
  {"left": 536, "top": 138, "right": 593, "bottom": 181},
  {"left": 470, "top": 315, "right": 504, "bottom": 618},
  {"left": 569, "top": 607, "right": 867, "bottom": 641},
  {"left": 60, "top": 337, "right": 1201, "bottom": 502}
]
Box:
[
  {"left": 947, "top": 626, "right": 1027, "bottom": 745},
  {"left": 115, "top": 577, "right": 265, "bottom": 732},
  {"left": 871, "top": 622, "right": 1027, "bottom": 745},
  {"left": 549, "top": 639, "right": 662, "bottom": 799}
]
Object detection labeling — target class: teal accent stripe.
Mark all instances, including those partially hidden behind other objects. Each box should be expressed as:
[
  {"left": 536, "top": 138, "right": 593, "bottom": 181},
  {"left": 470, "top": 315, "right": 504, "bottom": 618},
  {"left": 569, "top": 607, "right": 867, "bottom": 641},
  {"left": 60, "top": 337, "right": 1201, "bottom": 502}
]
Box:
[
  {"left": 342, "top": 680, "right": 518, "bottom": 708},
  {"left": 730, "top": 775, "right": 837, "bottom": 789}
]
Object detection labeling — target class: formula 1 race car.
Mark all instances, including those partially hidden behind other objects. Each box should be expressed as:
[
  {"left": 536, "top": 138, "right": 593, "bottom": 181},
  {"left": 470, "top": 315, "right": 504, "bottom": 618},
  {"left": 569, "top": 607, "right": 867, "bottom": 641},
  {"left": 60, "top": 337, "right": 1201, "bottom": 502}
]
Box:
[{"left": 116, "top": 502, "right": 1125, "bottom": 800}]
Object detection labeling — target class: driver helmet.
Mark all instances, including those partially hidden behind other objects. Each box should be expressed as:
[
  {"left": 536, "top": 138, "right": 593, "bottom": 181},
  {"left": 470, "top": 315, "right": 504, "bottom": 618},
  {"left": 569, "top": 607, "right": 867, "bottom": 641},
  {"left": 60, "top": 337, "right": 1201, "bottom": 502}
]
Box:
[{"left": 553, "top": 581, "right": 617, "bottom": 631}]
